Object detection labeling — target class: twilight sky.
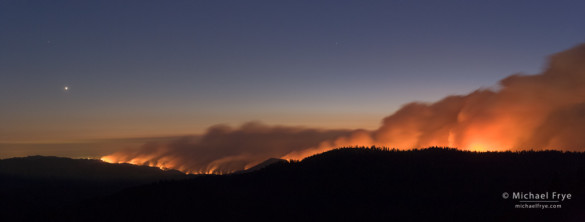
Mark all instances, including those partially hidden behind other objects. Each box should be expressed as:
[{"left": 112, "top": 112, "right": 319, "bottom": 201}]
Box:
[{"left": 1, "top": 1, "right": 585, "bottom": 157}]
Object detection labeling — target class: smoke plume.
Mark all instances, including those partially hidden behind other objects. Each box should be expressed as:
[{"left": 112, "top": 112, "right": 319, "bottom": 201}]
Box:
[
  {"left": 101, "top": 122, "right": 352, "bottom": 174},
  {"left": 104, "top": 43, "right": 585, "bottom": 173}
]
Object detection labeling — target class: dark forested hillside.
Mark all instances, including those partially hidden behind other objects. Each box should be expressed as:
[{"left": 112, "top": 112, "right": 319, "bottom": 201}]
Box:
[
  {"left": 63, "top": 147, "right": 585, "bottom": 222},
  {"left": 0, "top": 156, "right": 187, "bottom": 180},
  {"left": 0, "top": 156, "right": 192, "bottom": 220}
]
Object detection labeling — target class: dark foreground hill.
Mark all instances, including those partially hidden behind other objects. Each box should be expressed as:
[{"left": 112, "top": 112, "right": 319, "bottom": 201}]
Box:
[
  {"left": 59, "top": 147, "right": 585, "bottom": 222},
  {"left": 0, "top": 156, "right": 192, "bottom": 220}
]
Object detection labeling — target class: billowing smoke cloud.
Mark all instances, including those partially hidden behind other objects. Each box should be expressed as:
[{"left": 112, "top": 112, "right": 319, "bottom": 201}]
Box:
[
  {"left": 101, "top": 122, "right": 352, "bottom": 173},
  {"left": 104, "top": 43, "right": 585, "bottom": 173},
  {"left": 285, "top": 43, "right": 585, "bottom": 159}
]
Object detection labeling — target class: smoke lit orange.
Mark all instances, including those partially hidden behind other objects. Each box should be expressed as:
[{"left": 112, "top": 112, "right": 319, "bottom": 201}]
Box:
[{"left": 102, "top": 43, "right": 585, "bottom": 174}]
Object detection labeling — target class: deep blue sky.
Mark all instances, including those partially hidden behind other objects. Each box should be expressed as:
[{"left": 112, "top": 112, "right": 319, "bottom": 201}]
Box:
[{"left": 1, "top": 0, "right": 585, "bottom": 143}]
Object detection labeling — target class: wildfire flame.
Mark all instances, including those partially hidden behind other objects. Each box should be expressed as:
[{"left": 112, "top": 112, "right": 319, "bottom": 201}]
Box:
[{"left": 101, "top": 43, "right": 585, "bottom": 174}]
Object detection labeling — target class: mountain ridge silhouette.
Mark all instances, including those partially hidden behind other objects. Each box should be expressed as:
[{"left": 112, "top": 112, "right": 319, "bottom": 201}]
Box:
[
  {"left": 68, "top": 147, "right": 585, "bottom": 222},
  {"left": 2, "top": 147, "right": 585, "bottom": 221}
]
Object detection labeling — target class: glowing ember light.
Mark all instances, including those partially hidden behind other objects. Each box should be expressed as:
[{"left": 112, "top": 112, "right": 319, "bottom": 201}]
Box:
[
  {"left": 100, "top": 156, "right": 115, "bottom": 163},
  {"left": 469, "top": 144, "right": 488, "bottom": 152}
]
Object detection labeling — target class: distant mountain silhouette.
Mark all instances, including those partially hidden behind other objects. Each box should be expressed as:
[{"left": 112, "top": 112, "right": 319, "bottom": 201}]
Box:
[
  {"left": 0, "top": 155, "right": 187, "bottom": 180},
  {"left": 0, "top": 156, "right": 192, "bottom": 221},
  {"left": 234, "top": 157, "right": 287, "bottom": 174},
  {"left": 61, "top": 147, "right": 585, "bottom": 222},
  {"left": 3, "top": 148, "right": 585, "bottom": 221}
]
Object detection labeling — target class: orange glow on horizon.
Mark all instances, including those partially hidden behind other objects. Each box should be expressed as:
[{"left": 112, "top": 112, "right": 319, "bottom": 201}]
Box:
[
  {"left": 97, "top": 42, "right": 585, "bottom": 174},
  {"left": 100, "top": 154, "right": 230, "bottom": 175}
]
